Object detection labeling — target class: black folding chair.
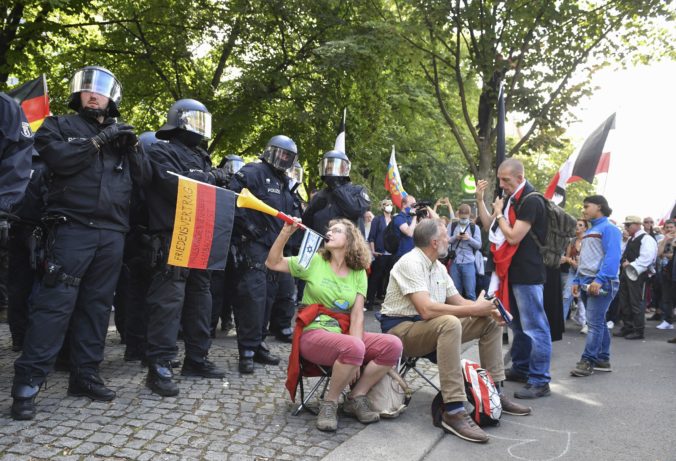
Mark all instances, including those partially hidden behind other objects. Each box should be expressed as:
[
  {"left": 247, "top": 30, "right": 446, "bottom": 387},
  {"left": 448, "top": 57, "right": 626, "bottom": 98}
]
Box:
[{"left": 292, "top": 359, "right": 332, "bottom": 416}]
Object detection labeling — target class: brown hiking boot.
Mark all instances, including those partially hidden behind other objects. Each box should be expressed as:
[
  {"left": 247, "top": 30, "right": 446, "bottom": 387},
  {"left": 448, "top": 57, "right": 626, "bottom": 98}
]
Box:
[
  {"left": 316, "top": 399, "right": 339, "bottom": 432},
  {"left": 500, "top": 395, "right": 532, "bottom": 416},
  {"left": 441, "top": 411, "right": 489, "bottom": 443},
  {"left": 343, "top": 394, "right": 380, "bottom": 424}
]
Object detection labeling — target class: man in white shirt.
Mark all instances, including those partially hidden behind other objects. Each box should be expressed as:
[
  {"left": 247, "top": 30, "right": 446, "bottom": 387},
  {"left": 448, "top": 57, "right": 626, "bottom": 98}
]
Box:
[
  {"left": 614, "top": 215, "right": 658, "bottom": 340},
  {"left": 380, "top": 219, "right": 531, "bottom": 444}
]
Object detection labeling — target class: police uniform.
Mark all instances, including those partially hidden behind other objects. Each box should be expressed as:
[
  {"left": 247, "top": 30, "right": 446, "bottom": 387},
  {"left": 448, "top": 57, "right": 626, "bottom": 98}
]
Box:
[
  {"left": 268, "top": 186, "right": 304, "bottom": 341},
  {"left": 0, "top": 93, "right": 33, "bottom": 215},
  {"left": 13, "top": 111, "right": 145, "bottom": 390},
  {"left": 144, "top": 140, "right": 219, "bottom": 366},
  {"left": 302, "top": 181, "right": 371, "bottom": 235},
  {"left": 0, "top": 92, "right": 34, "bottom": 333},
  {"left": 229, "top": 160, "right": 296, "bottom": 365}
]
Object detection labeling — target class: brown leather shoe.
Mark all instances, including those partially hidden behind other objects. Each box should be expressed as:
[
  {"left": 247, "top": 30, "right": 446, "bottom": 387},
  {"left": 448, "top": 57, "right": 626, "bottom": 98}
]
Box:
[
  {"left": 500, "top": 395, "right": 532, "bottom": 416},
  {"left": 441, "top": 411, "right": 489, "bottom": 443}
]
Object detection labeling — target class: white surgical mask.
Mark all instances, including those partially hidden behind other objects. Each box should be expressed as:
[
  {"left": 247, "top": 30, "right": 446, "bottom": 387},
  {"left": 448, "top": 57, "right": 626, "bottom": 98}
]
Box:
[
  {"left": 384, "top": 205, "right": 393, "bottom": 213},
  {"left": 459, "top": 218, "right": 470, "bottom": 225}
]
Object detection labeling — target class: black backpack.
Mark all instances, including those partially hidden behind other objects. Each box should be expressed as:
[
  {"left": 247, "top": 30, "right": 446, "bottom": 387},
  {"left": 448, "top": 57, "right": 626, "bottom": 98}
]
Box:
[
  {"left": 383, "top": 217, "right": 401, "bottom": 254},
  {"left": 517, "top": 192, "right": 577, "bottom": 269}
]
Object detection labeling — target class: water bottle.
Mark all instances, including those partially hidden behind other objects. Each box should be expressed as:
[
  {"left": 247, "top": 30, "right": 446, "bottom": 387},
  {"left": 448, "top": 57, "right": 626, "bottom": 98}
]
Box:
[{"left": 582, "top": 284, "right": 608, "bottom": 296}]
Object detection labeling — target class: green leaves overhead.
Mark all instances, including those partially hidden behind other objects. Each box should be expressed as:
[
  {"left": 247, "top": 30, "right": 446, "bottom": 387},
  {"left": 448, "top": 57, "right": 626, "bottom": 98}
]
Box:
[{"left": 2, "top": 0, "right": 675, "bottom": 212}]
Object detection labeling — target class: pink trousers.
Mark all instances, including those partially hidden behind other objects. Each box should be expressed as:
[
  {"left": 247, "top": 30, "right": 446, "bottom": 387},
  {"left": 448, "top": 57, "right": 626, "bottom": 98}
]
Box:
[{"left": 300, "top": 329, "right": 402, "bottom": 367}]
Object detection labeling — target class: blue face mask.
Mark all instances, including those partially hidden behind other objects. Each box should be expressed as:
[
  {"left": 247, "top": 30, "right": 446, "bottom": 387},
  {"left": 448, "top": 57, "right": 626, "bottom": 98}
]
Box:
[
  {"left": 459, "top": 218, "right": 470, "bottom": 225},
  {"left": 404, "top": 207, "right": 412, "bottom": 214}
]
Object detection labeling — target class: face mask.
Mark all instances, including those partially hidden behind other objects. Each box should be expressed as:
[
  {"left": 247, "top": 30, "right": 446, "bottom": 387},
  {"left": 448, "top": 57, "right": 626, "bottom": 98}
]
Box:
[
  {"left": 459, "top": 218, "right": 470, "bottom": 225},
  {"left": 404, "top": 207, "right": 411, "bottom": 214},
  {"left": 384, "top": 205, "right": 393, "bottom": 213}
]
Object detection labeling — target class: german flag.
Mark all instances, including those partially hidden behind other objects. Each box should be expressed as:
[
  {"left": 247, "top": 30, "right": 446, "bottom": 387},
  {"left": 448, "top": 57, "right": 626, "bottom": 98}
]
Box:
[
  {"left": 167, "top": 174, "right": 236, "bottom": 270},
  {"left": 8, "top": 75, "right": 50, "bottom": 131}
]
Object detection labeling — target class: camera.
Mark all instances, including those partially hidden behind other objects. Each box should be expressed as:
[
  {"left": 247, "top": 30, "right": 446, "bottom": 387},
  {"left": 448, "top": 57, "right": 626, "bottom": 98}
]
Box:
[{"left": 412, "top": 200, "right": 432, "bottom": 219}]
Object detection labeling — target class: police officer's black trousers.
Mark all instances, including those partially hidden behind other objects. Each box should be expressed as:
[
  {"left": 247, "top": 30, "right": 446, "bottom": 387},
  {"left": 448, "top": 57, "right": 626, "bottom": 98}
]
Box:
[
  {"left": 14, "top": 223, "right": 124, "bottom": 384},
  {"left": 268, "top": 271, "right": 295, "bottom": 334},
  {"left": 210, "top": 261, "right": 236, "bottom": 333},
  {"left": 232, "top": 242, "right": 275, "bottom": 352},
  {"left": 145, "top": 264, "right": 212, "bottom": 363},
  {"left": 8, "top": 225, "right": 36, "bottom": 348},
  {"left": 123, "top": 258, "right": 151, "bottom": 354}
]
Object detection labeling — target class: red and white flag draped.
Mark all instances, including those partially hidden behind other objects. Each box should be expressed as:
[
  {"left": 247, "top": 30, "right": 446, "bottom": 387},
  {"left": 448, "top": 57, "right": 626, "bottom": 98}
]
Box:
[{"left": 544, "top": 113, "right": 616, "bottom": 206}]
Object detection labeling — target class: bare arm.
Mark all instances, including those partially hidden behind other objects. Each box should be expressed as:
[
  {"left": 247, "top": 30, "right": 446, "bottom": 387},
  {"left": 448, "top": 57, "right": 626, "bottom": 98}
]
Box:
[
  {"left": 399, "top": 215, "right": 418, "bottom": 237},
  {"left": 349, "top": 294, "right": 365, "bottom": 340},
  {"left": 408, "top": 290, "right": 496, "bottom": 320},
  {"left": 475, "top": 180, "right": 494, "bottom": 230},
  {"left": 265, "top": 221, "right": 300, "bottom": 273}
]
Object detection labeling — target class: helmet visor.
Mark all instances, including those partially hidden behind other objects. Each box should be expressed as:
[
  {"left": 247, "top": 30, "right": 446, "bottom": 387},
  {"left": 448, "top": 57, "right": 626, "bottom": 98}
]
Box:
[
  {"left": 224, "top": 158, "right": 244, "bottom": 175},
  {"left": 70, "top": 68, "right": 122, "bottom": 107},
  {"left": 319, "top": 157, "right": 351, "bottom": 177},
  {"left": 179, "top": 110, "right": 212, "bottom": 139},
  {"left": 264, "top": 146, "right": 296, "bottom": 171},
  {"left": 287, "top": 164, "right": 304, "bottom": 183}
]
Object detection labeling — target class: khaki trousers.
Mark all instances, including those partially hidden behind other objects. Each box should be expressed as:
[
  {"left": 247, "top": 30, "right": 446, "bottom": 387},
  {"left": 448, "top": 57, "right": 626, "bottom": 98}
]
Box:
[{"left": 389, "top": 315, "right": 504, "bottom": 403}]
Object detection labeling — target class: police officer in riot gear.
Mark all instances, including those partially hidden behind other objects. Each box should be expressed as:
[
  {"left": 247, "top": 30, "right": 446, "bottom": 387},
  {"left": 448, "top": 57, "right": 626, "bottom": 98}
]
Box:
[
  {"left": 229, "top": 135, "right": 298, "bottom": 373},
  {"left": 268, "top": 160, "right": 304, "bottom": 343},
  {"left": 0, "top": 91, "right": 34, "bottom": 327},
  {"left": 11, "top": 66, "right": 146, "bottom": 420},
  {"left": 303, "top": 149, "right": 371, "bottom": 235},
  {"left": 210, "top": 154, "right": 245, "bottom": 336},
  {"left": 220, "top": 154, "right": 245, "bottom": 183},
  {"left": 143, "top": 99, "right": 226, "bottom": 397},
  {"left": 116, "top": 132, "right": 162, "bottom": 362}
]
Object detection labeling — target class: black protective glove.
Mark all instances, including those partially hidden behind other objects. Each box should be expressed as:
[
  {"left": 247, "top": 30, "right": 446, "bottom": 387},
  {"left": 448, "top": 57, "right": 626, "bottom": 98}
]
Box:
[
  {"left": 209, "top": 168, "right": 228, "bottom": 187},
  {"left": 0, "top": 219, "right": 9, "bottom": 246},
  {"left": 92, "top": 124, "right": 135, "bottom": 149}
]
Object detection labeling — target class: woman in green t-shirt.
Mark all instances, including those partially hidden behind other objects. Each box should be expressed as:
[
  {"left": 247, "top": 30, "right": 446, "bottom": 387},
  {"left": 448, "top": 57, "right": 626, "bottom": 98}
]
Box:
[{"left": 267, "top": 218, "right": 403, "bottom": 432}]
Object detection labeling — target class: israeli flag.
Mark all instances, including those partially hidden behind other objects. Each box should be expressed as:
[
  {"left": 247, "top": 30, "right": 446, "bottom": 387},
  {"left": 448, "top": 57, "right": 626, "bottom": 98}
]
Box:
[{"left": 298, "top": 229, "right": 323, "bottom": 269}]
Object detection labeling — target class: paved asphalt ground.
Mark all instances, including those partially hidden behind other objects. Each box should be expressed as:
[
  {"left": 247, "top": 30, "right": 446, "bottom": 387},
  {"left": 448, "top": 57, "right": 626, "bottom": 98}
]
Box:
[{"left": 0, "top": 313, "right": 674, "bottom": 460}]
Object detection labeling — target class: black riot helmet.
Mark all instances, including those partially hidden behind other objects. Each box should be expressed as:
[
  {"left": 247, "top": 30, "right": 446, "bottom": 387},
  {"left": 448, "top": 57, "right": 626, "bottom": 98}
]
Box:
[
  {"left": 219, "top": 154, "right": 245, "bottom": 176},
  {"left": 319, "top": 149, "right": 351, "bottom": 178},
  {"left": 261, "top": 135, "right": 297, "bottom": 172},
  {"left": 138, "top": 131, "right": 164, "bottom": 155},
  {"left": 68, "top": 66, "right": 123, "bottom": 117},
  {"left": 156, "top": 99, "right": 212, "bottom": 141}
]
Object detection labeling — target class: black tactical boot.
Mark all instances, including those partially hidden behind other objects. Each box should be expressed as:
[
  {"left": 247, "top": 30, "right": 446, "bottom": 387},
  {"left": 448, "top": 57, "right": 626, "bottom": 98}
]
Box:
[
  {"left": 239, "top": 350, "right": 255, "bottom": 374},
  {"left": 181, "top": 357, "right": 226, "bottom": 378},
  {"left": 146, "top": 361, "right": 179, "bottom": 397},
  {"left": 68, "top": 371, "right": 116, "bottom": 401},
  {"left": 254, "top": 344, "right": 280, "bottom": 366},
  {"left": 11, "top": 381, "right": 40, "bottom": 420}
]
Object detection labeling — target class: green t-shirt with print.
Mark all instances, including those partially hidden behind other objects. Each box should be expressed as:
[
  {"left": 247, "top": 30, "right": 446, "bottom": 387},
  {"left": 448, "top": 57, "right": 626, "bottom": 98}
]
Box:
[{"left": 288, "top": 254, "right": 367, "bottom": 333}]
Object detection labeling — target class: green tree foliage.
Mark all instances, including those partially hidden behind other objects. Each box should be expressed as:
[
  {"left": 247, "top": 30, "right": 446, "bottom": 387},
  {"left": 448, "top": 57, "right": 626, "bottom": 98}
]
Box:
[
  {"left": 3, "top": 0, "right": 674, "bottom": 212},
  {"left": 389, "top": 0, "right": 676, "bottom": 185}
]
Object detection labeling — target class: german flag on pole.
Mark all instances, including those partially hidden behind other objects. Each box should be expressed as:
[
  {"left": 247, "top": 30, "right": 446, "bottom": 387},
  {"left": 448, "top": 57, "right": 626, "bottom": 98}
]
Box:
[
  {"left": 167, "top": 173, "right": 236, "bottom": 270},
  {"left": 8, "top": 75, "right": 50, "bottom": 131}
]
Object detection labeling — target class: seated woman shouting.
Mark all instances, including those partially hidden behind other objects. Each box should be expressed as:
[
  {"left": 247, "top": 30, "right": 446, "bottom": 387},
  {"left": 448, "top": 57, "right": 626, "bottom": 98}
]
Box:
[{"left": 266, "top": 218, "right": 403, "bottom": 432}]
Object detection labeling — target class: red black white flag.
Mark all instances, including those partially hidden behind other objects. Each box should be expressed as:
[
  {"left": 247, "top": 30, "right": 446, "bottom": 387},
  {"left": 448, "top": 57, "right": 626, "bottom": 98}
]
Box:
[
  {"left": 8, "top": 75, "right": 50, "bottom": 131},
  {"left": 545, "top": 113, "right": 616, "bottom": 206}
]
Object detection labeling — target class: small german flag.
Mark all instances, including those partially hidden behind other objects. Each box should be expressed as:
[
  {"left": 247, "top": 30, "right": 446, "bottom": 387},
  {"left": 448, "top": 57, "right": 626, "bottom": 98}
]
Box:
[
  {"left": 8, "top": 75, "right": 50, "bottom": 131},
  {"left": 167, "top": 174, "right": 236, "bottom": 270}
]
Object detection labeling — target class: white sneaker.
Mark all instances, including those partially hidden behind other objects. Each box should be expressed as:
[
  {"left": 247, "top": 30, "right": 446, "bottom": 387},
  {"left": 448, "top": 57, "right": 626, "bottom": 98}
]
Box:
[
  {"left": 606, "top": 321, "right": 614, "bottom": 330},
  {"left": 580, "top": 324, "right": 588, "bottom": 335},
  {"left": 656, "top": 321, "right": 674, "bottom": 330}
]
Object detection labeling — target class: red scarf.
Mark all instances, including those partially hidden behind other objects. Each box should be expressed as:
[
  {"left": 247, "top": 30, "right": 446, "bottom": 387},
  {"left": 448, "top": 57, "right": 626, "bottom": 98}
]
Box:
[
  {"left": 489, "top": 186, "right": 527, "bottom": 312},
  {"left": 285, "top": 304, "right": 351, "bottom": 402}
]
